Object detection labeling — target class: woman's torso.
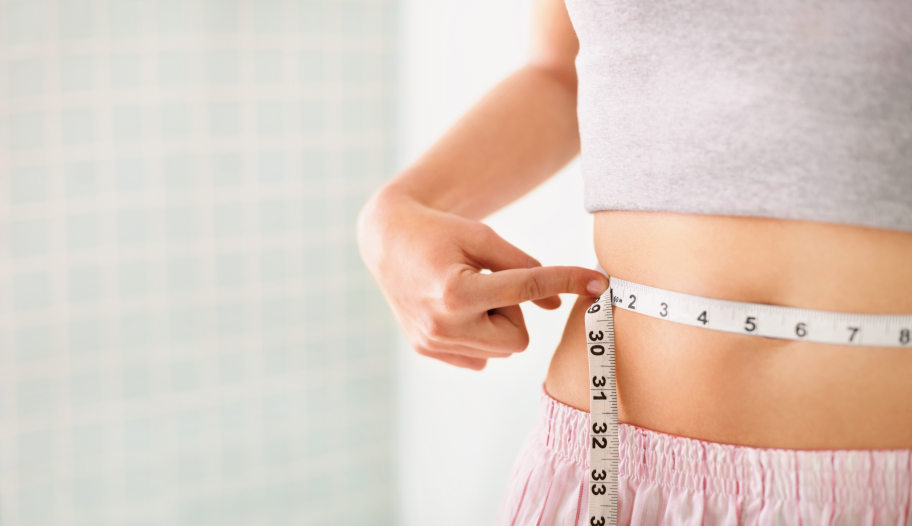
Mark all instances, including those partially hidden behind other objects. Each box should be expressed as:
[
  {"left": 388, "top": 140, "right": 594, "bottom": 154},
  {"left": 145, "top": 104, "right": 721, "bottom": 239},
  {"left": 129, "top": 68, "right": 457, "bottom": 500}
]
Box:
[
  {"left": 545, "top": 212, "right": 912, "bottom": 449},
  {"left": 551, "top": 0, "right": 912, "bottom": 449}
]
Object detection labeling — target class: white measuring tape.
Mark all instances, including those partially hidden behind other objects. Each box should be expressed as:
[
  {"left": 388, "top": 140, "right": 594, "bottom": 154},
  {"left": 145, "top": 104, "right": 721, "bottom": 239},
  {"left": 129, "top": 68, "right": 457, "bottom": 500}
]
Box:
[{"left": 585, "top": 276, "right": 912, "bottom": 526}]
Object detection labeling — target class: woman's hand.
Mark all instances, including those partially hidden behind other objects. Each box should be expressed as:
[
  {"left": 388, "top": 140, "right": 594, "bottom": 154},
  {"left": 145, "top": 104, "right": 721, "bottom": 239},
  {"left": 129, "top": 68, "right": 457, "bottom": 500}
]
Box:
[
  {"left": 359, "top": 1, "right": 586, "bottom": 370},
  {"left": 358, "top": 188, "right": 608, "bottom": 370}
]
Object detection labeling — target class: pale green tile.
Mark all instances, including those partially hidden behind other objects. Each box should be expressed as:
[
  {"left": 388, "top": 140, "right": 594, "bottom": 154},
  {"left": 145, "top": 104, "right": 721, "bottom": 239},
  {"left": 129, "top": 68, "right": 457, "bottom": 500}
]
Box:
[
  {"left": 69, "top": 318, "right": 103, "bottom": 354},
  {"left": 73, "top": 425, "right": 104, "bottom": 457},
  {"left": 163, "top": 154, "right": 197, "bottom": 188},
  {"left": 167, "top": 257, "right": 201, "bottom": 290},
  {"left": 209, "top": 101, "right": 240, "bottom": 135},
  {"left": 10, "top": 165, "right": 49, "bottom": 204},
  {"left": 215, "top": 253, "right": 245, "bottom": 286},
  {"left": 67, "top": 213, "right": 98, "bottom": 250},
  {"left": 212, "top": 153, "right": 242, "bottom": 185},
  {"left": 123, "top": 366, "right": 150, "bottom": 398},
  {"left": 161, "top": 103, "right": 190, "bottom": 136},
  {"left": 111, "top": 54, "right": 142, "bottom": 87},
  {"left": 70, "top": 372, "right": 105, "bottom": 405},
  {"left": 116, "top": 157, "right": 144, "bottom": 191},
  {"left": 255, "top": 51, "right": 282, "bottom": 82},
  {"left": 171, "top": 362, "right": 200, "bottom": 391},
  {"left": 10, "top": 219, "right": 49, "bottom": 257},
  {"left": 59, "top": 0, "right": 93, "bottom": 39},
  {"left": 13, "top": 272, "right": 51, "bottom": 310},
  {"left": 5, "top": 0, "right": 46, "bottom": 44},
  {"left": 108, "top": 0, "right": 141, "bottom": 35},
  {"left": 117, "top": 209, "right": 147, "bottom": 243},
  {"left": 123, "top": 419, "right": 154, "bottom": 450},
  {"left": 64, "top": 161, "right": 96, "bottom": 196},
  {"left": 213, "top": 203, "right": 244, "bottom": 237},
  {"left": 9, "top": 112, "right": 44, "bottom": 150},
  {"left": 257, "top": 101, "right": 283, "bottom": 134},
  {"left": 72, "top": 478, "right": 105, "bottom": 510},
  {"left": 166, "top": 206, "right": 198, "bottom": 239},
  {"left": 112, "top": 104, "right": 143, "bottom": 140},
  {"left": 17, "top": 378, "right": 56, "bottom": 414},
  {"left": 216, "top": 302, "right": 246, "bottom": 334},
  {"left": 206, "top": 0, "right": 238, "bottom": 32},
  {"left": 207, "top": 50, "right": 239, "bottom": 84},
  {"left": 9, "top": 60, "right": 44, "bottom": 96},
  {"left": 19, "top": 484, "right": 55, "bottom": 521},
  {"left": 254, "top": 0, "right": 284, "bottom": 34},
  {"left": 16, "top": 325, "right": 55, "bottom": 363},
  {"left": 158, "top": 52, "right": 188, "bottom": 84},
  {"left": 61, "top": 108, "right": 95, "bottom": 145},
  {"left": 258, "top": 151, "right": 284, "bottom": 182},
  {"left": 60, "top": 56, "right": 93, "bottom": 91}
]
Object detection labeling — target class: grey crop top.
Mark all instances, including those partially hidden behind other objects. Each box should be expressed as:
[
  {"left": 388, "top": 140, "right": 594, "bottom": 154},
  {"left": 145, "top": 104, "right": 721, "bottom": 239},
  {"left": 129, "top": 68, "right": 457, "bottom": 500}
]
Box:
[{"left": 567, "top": 0, "right": 912, "bottom": 233}]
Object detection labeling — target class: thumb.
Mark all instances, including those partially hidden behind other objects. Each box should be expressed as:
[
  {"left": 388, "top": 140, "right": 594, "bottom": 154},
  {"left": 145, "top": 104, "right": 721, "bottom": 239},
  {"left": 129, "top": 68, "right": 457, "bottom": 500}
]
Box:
[{"left": 472, "top": 265, "right": 609, "bottom": 310}]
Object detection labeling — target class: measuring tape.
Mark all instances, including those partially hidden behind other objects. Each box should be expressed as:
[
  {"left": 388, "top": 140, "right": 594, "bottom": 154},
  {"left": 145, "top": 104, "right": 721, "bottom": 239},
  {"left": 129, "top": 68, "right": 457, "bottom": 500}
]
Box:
[{"left": 585, "top": 276, "right": 912, "bottom": 526}]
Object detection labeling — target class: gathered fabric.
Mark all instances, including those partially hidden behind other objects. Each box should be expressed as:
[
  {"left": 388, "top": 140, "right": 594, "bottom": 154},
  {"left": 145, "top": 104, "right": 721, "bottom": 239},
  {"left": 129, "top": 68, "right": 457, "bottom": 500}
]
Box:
[{"left": 496, "top": 390, "right": 912, "bottom": 526}]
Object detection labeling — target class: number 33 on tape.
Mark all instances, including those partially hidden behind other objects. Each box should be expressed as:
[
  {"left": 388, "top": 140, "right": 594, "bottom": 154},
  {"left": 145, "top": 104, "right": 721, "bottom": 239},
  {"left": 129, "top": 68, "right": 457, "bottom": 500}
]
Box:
[{"left": 585, "top": 291, "right": 619, "bottom": 526}]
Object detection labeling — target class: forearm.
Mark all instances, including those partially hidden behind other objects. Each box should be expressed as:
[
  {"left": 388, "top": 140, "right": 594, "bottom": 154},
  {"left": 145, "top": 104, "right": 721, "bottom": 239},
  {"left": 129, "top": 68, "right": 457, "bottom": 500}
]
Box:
[
  {"left": 381, "top": 63, "right": 580, "bottom": 220},
  {"left": 356, "top": 0, "right": 608, "bottom": 371}
]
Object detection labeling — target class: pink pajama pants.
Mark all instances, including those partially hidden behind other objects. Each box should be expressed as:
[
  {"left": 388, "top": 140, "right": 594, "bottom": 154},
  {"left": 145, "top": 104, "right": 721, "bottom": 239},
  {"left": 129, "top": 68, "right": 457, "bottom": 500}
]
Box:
[{"left": 496, "top": 390, "right": 912, "bottom": 526}]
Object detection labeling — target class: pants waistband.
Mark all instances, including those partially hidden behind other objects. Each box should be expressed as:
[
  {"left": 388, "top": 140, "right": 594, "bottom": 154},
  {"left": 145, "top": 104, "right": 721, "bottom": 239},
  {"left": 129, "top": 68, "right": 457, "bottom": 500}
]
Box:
[{"left": 537, "top": 389, "right": 912, "bottom": 505}]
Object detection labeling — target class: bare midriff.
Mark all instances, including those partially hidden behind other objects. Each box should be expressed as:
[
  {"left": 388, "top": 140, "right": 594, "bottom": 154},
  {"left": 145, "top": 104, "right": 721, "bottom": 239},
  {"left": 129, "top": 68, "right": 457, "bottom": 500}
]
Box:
[{"left": 544, "top": 211, "right": 912, "bottom": 450}]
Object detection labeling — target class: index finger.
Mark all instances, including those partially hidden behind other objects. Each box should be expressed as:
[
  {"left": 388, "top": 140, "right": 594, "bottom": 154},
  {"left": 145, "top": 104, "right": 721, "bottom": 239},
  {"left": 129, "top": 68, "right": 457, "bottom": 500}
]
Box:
[{"left": 467, "top": 265, "right": 609, "bottom": 310}]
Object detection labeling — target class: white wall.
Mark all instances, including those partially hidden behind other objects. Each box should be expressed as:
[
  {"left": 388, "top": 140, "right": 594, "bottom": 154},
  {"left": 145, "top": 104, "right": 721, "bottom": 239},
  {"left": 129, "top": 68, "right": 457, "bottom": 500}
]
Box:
[{"left": 398, "top": 1, "right": 595, "bottom": 524}]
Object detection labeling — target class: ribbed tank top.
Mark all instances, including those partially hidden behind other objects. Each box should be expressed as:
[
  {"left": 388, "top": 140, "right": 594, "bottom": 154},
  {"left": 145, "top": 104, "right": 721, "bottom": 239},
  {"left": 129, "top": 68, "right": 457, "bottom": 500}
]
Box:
[{"left": 568, "top": 0, "right": 912, "bottom": 233}]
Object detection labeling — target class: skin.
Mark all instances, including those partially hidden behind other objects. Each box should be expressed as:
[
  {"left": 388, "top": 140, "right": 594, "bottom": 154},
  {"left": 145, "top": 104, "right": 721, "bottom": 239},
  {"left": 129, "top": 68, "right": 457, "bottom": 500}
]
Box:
[
  {"left": 549, "top": 214, "right": 912, "bottom": 449},
  {"left": 359, "top": 0, "right": 912, "bottom": 449}
]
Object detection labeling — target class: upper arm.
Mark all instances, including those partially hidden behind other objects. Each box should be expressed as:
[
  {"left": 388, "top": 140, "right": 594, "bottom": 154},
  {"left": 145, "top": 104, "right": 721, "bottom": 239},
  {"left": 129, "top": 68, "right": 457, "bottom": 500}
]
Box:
[{"left": 530, "top": 0, "right": 579, "bottom": 90}]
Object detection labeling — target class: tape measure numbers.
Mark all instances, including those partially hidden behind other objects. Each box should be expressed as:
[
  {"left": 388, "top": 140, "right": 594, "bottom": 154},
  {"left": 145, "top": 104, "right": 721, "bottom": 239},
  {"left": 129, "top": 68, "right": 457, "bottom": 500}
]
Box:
[
  {"left": 585, "top": 290, "right": 618, "bottom": 526},
  {"left": 585, "top": 277, "right": 912, "bottom": 526}
]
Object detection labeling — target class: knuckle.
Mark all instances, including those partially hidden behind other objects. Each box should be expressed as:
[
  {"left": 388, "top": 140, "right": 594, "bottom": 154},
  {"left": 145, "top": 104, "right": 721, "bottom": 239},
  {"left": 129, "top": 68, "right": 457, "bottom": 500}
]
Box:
[
  {"left": 472, "top": 221, "right": 496, "bottom": 240},
  {"left": 437, "top": 273, "right": 468, "bottom": 314},
  {"left": 473, "top": 223, "right": 506, "bottom": 250},
  {"left": 413, "top": 332, "right": 434, "bottom": 350},
  {"left": 422, "top": 316, "right": 449, "bottom": 341},
  {"left": 414, "top": 321, "right": 443, "bottom": 353},
  {"left": 519, "top": 275, "right": 543, "bottom": 303},
  {"left": 564, "top": 270, "right": 579, "bottom": 293}
]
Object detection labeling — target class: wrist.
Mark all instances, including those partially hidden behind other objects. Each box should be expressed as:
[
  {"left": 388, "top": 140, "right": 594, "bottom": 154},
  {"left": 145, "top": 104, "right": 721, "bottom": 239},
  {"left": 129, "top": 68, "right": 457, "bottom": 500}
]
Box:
[
  {"left": 357, "top": 183, "right": 420, "bottom": 271},
  {"left": 377, "top": 164, "right": 487, "bottom": 219}
]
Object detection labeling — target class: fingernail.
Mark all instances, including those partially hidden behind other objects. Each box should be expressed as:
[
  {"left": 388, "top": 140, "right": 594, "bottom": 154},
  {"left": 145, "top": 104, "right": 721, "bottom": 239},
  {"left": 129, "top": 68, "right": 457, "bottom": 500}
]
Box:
[{"left": 587, "top": 279, "right": 607, "bottom": 295}]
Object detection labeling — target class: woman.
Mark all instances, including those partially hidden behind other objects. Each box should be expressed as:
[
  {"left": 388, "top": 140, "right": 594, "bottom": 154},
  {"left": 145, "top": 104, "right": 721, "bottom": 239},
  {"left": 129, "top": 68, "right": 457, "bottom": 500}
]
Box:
[{"left": 359, "top": 0, "right": 912, "bottom": 523}]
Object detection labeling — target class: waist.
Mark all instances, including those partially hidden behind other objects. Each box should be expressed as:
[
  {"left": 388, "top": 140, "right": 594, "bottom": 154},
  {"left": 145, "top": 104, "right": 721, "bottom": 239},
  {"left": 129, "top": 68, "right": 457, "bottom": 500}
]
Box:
[
  {"left": 545, "top": 212, "right": 912, "bottom": 449},
  {"left": 594, "top": 212, "right": 912, "bottom": 312}
]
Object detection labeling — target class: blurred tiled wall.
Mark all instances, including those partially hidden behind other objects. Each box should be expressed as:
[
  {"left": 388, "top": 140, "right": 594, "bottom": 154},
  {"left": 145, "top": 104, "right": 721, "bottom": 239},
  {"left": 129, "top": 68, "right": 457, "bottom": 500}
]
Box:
[{"left": 0, "top": 1, "right": 397, "bottom": 524}]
